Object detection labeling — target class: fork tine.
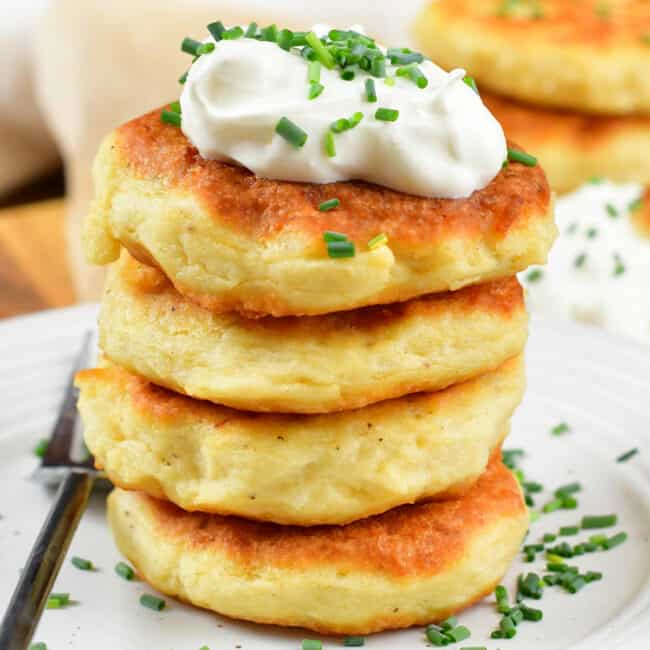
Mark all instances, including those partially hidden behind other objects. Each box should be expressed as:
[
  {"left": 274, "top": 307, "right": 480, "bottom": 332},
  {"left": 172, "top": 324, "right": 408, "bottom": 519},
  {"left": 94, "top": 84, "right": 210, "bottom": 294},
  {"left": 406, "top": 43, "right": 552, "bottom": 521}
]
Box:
[{"left": 41, "top": 331, "right": 94, "bottom": 470}]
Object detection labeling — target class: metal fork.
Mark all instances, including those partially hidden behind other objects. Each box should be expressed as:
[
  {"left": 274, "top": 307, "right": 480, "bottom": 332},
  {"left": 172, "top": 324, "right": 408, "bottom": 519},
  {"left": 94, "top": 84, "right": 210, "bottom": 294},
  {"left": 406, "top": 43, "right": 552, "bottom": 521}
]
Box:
[{"left": 0, "top": 333, "right": 99, "bottom": 650}]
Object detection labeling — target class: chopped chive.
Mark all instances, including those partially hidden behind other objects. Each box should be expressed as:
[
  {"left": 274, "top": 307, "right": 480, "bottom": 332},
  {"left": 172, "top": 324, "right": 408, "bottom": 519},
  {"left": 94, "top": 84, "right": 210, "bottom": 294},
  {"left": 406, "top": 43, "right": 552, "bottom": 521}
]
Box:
[
  {"left": 509, "top": 608, "right": 524, "bottom": 625},
  {"left": 305, "top": 32, "right": 335, "bottom": 69},
  {"left": 34, "top": 438, "right": 49, "bottom": 458},
  {"left": 495, "top": 585, "right": 510, "bottom": 613},
  {"left": 368, "top": 233, "right": 388, "bottom": 250},
  {"left": 196, "top": 42, "right": 215, "bottom": 55},
  {"left": 319, "top": 198, "right": 340, "bottom": 212},
  {"left": 603, "top": 532, "right": 627, "bottom": 549},
  {"left": 308, "top": 60, "right": 321, "bottom": 84},
  {"left": 46, "top": 597, "right": 63, "bottom": 609},
  {"left": 546, "top": 557, "right": 566, "bottom": 569},
  {"left": 330, "top": 118, "right": 350, "bottom": 133},
  {"left": 458, "top": 647, "right": 486, "bottom": 650},
  {"left": 140, "top": 594, "right": 166, "bottom": 611},
  {"left": 389, "top": 51, "right": 424, "bottom": 65},
  {"left": 344, "top": 637, "right": 365, "bottom": 647},
  {"left": 582, "top": 514, "right": 617, "bottom": 529},
  {"left": 260, "top": 24, "right": 278, "bottom": 42},
  {"left": 525, "top": 268, "right": 543, "bottom": 283},
  {"left": 426, "top": 627, "right": 446, "bottom": 646},
  {"left": 178, "top": 71, "right": 188, "bottom": 85},
  {"left": 275, "top": 117, "right": 307, "bottom": 148},
  {"left": 585, "top": 571, "right": 603, "bottom": 582},
  {"left": 560, "top": 526, "right": 580, "bottom": 536},
  {"left": 375, "top": 107, "right": 399, "bottom": 122},
  {"left": 277, "top": 28, "right": 293, "bottom": 50},
  {"left": 555, "top": 482, "right": 581, "bottom": 497},
  {"left": 207, "top": 21, "right": 225, "bottom": 42},
  {"left": 365, "top": 78, "right": 377, "bottom": 102},
  {"left": 440, "top": 616, "right": 458, "bottom": 630},
  {"left": 491, "top": 630, "right": 505, "bottom": 639},
  {"left": 181, "top": 37, "right": 202, "bottom": 56},
  {"left": 29, "top": 644, "right": 47, "bottom": 650},
  {"left": 613, "top": 253, "right": 626, "bottom": 276},
  {"left": 301, "top": 640, "right": 322, "bottom": 650},
  {"left": 396, "top": 64, "right": 428, "bottom": 88},
  {"left": 589, "top": 534, "right": 608, "bottom": 546},
  {"left": 347, "top": 112, "right": 363, "bottom": 129},
  {"left": 564, "top": 575, "right": 586, "bottom": 594},
  {"left": 327, "top": 241, "right": 355, "bottom": 258},
  {"left": 222, "top": 26, "right": 244, "bottom": 40},
  {"left": 301, "top": 46, "right": 317, "bottom": 61},
  {"left": 383, "top": 76, "right": 395, "bottom": 86},
  {"left": 323, "top": 231, "right": 348, "bottom": 242},
  {"left": 617, "top": 448, "right": 639, "bottom": 462},
  {"left": 561, "top": 495, "right": 578, "bottom": 509},
  {"left": 507, "top": 147, "right": 537, "bottom": 167},
  {"left": 551, "top": 422, "right": 570, "bottom": 436},
  {"left": 543, "top": 533, "right": 557, "bottom": 543},
  {"left": 291, "top": 31, "right": 308, "bottom": 47},
  {"left": 370, "top": 57, "right": 386, "bottom": 78},
  {"left": 574, "top": 252, "right": 587, "bottom": 268},
  {"left": 309, "top": 83, "right": 324, "bottom": 100},
  {"left": 50, "top": 592, "right": 70, "bottom": 605},
  {"left": 567, "top": 222, "right": 578, "bottom": 235},
  {"left": 71, "top": 556, "right": 93, "bottom": 571},
  {"left": 463, "top": 75, "right": 479, "bottom": 94},
  {"left": 161, "top": 110, "right": 181, "bottom": 127},
  {"left": 606, "top": 203, "right": 619, "bottom": 218},
  {"left": 629, "top": 196, "right": 644, "bottom": 212},
  {"left": 499, "top": 616, "right": 516, "bottom": 638},
  {"left": 524, "top": 481, "right": 543, "bottom": 493},
  {"left": 586, "top": 227, "right": 598, "bottom": 239},
  {"left": 447, "top": 626, "right": 470, "bottom": 642},
  {"left": 244, "top": 22, "right": 258, "bottom": 38},
  {"left": 115, "top": 561, "right": 135, "bottom": 581},
  {"left": 168, "top": 101, "right": 181, "bottom": 114},
  {"left": 324, "top": 131, "right": 336, "bottom": 157},
  {"left": 523, "top": 544, "right": 544, "bottom": 553},
  {"left": 341, "top": 68, "right": 356, "bottom": 81}
]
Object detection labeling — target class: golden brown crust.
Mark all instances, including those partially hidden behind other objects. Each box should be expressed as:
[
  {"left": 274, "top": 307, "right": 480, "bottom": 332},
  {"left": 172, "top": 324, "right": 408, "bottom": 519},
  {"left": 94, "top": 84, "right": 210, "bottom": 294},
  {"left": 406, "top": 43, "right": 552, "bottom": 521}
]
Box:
[
  {"left": 120, "top": 248, "right": 525, "bottom": 332},
  {"left": 484, "top": 92, "right": 650, "bottom": 150},
  {"left": 115, "top": 108, "right": 550, "bottom": 248},
  {"left": 121, "top": 456, "right": 522, "bottom": 578},
  {"left": 437, "top": 0, "right": 650, "bottom": 47}
]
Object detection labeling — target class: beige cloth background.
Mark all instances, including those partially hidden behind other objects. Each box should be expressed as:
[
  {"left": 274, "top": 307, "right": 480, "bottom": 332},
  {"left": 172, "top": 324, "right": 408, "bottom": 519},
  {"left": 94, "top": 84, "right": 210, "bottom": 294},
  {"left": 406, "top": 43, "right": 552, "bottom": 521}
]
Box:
[{"left": 31, "top": 0, "right": 422, "bottom": 301}]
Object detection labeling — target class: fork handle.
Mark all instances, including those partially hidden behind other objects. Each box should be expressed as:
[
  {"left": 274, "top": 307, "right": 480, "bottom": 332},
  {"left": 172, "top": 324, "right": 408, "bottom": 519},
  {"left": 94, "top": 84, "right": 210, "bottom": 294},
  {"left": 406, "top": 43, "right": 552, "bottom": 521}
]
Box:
[{"left": 0, "top": 471, "right": 94, "bottom": 650}]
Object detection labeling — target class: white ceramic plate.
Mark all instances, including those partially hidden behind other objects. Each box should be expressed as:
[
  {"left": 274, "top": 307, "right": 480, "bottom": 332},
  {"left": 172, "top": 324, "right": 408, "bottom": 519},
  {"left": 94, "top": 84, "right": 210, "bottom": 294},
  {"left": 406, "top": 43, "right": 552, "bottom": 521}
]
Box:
[{"left": 1, "top": 305, "right": 650, "bottom": 649}]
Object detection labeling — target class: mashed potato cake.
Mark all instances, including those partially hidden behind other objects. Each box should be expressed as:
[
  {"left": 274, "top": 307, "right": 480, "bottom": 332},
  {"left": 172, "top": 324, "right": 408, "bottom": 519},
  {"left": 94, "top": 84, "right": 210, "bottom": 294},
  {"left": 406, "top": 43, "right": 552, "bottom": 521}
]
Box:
[
  {"left": 98, "top": 253, "right": 528, "bottom": 414},
  {"left": 107, "top": 457, "right": 527, "bottom": 634},
  {"left": 83, "top": 109, "right": 555, "bottom": 317},
  {"left": 416, "top": 0, "right": 650, "bottom": 116},
  {"left": 77, "top": 356, "right": 524, "bottom": 526},
  {"left": 484, "top": 93, "right": 650, "bottom": 194}
]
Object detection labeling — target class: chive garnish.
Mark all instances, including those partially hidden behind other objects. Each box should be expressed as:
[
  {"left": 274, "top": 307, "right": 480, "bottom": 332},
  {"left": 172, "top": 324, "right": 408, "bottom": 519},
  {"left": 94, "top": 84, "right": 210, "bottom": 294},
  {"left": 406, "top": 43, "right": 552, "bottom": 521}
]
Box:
[
  {"left": 308, "top": 60, "right": 321, "bottom": 84},
  {"left": 260, "top": 24, "right": 278, "bottom": 42},
  {"left": 309, "top": 83, "right": 324, "bottom": 100},
  {"left": 140, "top": 594, "right": 166, "bottom": 611},
  {"left": 161, "top": 110, "right": 181, "bottom": 127},
  {"left": 207, "top": 21, "right": 225, "bottom": 42},
  {"left": 341, "top": 68, "right": 356, "bottom": 81},
  {"left": 71, "top": 556, "right": 93, "bottom": 571},
  {"left": 555, "top": 482, "right": 581, "bottom": 496},
  {"left": 196, "top": 42, "right": 215, "bottom": 55},
  {"left": 499, "top": 615, "right": 516, "bottom": 638},
  {"left": 586, "top": 227, "right": 598, "bottom": 239},
  {"left": 325, "top": 238, "right": 352, "bottom": 260},
  {"left": 46, "top": 597, "right": 64, "bottom": 609},
  {"left": 384, "top": 76, "right": 396, "bottom": 86},
  {"left": 34, "top": 438, "right": 49, "bottom": 458},
  {"left": 463, "top": 75, "right": 479, "bottom": 94},
  {"left": 301, "top": 640, "right": 322, "bottom": 650},
  {"left": 181, "top": 37, "right": 203, "bottom": 56},
  {"left": 244, "top": 22, "right": 258, "bottom": 38},
  {"left": 291, "top": 31, "right": 309, "bottom": 47},
  {"left": 323, "top": 231, "right": 348, "bottom": 242},
  {"left": 343, "top": 637, "right": 365, "bottom": 647},
  {"left": 178, "top": 71, "right": 188, "bottom": 85},
  {"left": 50, "top": 592, "right": 70, "bottom": 606},
  {"left": 605, "top": 203, "right": 619, "bottom": 218},
  {"left": 115, "top": 561, "right": 135, "bottom": 580},
  {"left": 551, "top": 422, "right": 570, "bottom": 435},
  {"left": 29, "top": 644, "right": 47, "bottom": 650},
  {"left": 396, "top": 64, "right": 428, "bottom": 88},
  {"left": 426, "top": 627, "right": 446, "bottom": 646},
  {"left": 349, "top": 112, "right": 364, "bottom": 128},
  {"left": 277, "top": 28, "right": 293, "bottom": 50},
  {"left": 365, "top": 78, "right": 377, "bottom": 102},
  {"left": 370, "top": 57, "right": 386, "bottom": 78},
  {"left": 613, "top": 253, "right": 626, "bottom": 276},
  {"left": 447, "top": 626, "right": 470, "bottom": 642},
  {"left": 582, "top": 514, "right": 617, "bottom": 529},
  {"left": 525, "top": 268, "right": 543, "bottom": 283},
  {"left": 375, "top": 107, "right": 399, "bottom": 122},
  {"left": 305, "top": 32, "right": 335, "bottom": 68},
  {"left": 368, "top": 233, "right": 388, "bottom": 250},
  {"left": 275, "top": 117, "right": 308, "bottom": 148},
  {"left": 324, "top": 131, "right": 336, "bottom": 157},
  {"left": 330, "top": 118, "right": 350, "bottom": 133},
  {"left": 319, "top": 198, "right": 340, "bottom": 212},
  {"left": 507, "top": 147, "right": 537, "bottom": 166},
  {"left": 574, "top": 253, "right": 587, "bottom": 268},
  {"left": 495, "top": 585, "right": 510, "bottom": 613},
  {"left": 560, "top": 526, "right": 579, "bottom": 536},
  {"left": 617, "top": 448, "right": 639, "bottom": 462}
]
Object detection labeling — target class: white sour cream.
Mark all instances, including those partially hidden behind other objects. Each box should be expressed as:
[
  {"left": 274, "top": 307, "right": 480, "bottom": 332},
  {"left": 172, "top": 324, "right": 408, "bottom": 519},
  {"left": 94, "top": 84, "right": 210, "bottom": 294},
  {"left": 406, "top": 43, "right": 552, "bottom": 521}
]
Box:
[
  {"left": 179, "top": 29, "right": 506, "bottom": 199},
  {"left": 522, "top": 181, "right": 650, "bottom": 345}
]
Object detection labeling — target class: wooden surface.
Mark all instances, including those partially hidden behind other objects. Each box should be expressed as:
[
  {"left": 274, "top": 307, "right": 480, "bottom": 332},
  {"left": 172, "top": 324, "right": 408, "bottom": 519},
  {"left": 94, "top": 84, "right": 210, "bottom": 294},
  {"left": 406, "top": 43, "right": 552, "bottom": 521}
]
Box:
[{"left": 0, "top": 199, "right": 75, "bottom": 319}]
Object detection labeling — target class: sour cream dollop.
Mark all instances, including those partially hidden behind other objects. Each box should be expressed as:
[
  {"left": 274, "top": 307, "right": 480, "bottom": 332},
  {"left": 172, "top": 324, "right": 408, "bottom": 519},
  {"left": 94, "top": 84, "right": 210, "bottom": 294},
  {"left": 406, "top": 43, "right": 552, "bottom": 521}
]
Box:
[
  {"left": 522, "top": 182, "right": 650, "bottom": 345},
  {"left": 180, "top": 29, "right": 507, "bottom": 199}
]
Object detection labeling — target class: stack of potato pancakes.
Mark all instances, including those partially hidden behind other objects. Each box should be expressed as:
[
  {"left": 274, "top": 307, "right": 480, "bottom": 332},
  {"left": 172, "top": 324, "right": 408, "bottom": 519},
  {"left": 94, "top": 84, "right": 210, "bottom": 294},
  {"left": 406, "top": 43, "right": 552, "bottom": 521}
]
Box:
[
  {"left": 416, "top": 0, "right": 650, "bottom": 194},
  {"left": 75, "top": 99, "right": 556, "bottom": 634}
]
